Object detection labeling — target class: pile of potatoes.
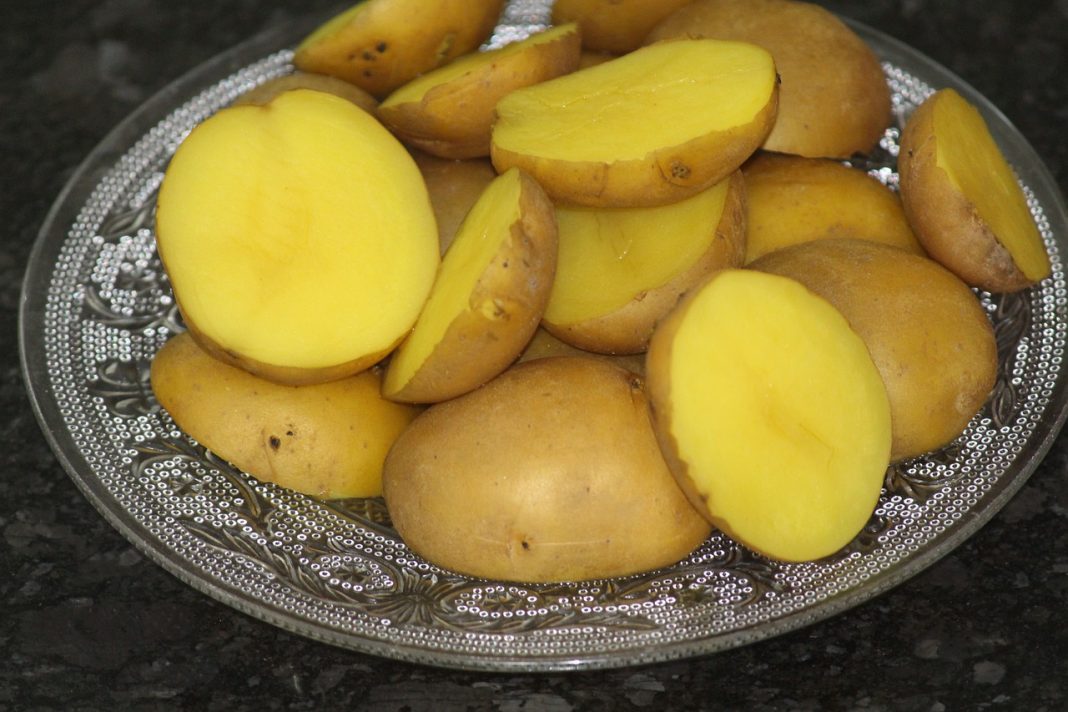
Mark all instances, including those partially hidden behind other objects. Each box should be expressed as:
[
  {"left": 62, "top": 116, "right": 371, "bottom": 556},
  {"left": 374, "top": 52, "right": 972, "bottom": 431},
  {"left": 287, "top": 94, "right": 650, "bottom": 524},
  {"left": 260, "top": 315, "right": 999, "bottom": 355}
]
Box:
[{"left": 150, "top": 0, "right": 1050, "bottom": 582}]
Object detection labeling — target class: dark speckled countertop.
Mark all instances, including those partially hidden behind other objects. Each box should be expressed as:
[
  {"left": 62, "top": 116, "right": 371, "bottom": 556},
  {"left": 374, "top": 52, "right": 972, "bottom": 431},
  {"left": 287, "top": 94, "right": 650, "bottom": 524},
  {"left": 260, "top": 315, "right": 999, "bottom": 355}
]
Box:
[{"left": 3, "top": 1, "right": 1067, "bottom": 710}]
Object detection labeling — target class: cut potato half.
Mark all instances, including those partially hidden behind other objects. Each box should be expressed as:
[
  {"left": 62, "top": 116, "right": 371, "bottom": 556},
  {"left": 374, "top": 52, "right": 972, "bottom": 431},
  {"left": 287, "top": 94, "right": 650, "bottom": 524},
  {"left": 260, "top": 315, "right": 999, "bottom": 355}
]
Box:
[
  {"left": 543, "top": 171, "right": 746, "bottom": 353},
  {"left": 379, "top": 24, "right": 581, "bottom": 159},
  {"left": 646, "top": 269, "right": 892, "bottom": 562},
  {"left": 491, "top": 38, "right": 778, "bottom": 207},
  {"left": 382, "top": 168, "right": 557, "bottom": 403},
  {"left": 156, "top": 89, "right": 439, "bottom": 385},
  {"left": 899, "top": 88, "right": 1050, "bottom": 292},
  {"left": 294, "top": 0, "right": 505, "bottom": 97}
]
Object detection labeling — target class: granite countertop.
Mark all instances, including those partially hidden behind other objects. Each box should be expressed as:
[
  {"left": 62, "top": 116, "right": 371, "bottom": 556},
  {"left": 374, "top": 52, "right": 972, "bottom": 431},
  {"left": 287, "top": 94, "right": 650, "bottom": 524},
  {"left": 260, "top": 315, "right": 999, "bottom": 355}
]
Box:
[{"left": 3, "top": 1, "right": 1067, "bottom": 709}]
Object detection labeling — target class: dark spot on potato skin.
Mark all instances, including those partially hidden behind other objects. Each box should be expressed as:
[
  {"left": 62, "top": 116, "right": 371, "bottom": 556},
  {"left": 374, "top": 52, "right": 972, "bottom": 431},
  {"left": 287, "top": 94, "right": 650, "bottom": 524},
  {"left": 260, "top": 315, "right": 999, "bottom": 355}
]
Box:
[
  {"left": 670, "top": 161, "right": 691, "bottom": 180},
  {"left": 520, "top": 540, "right": 530, "bottom": 551},
  {"left": 269, "top": 435, "right": 281, "bottom": 450},
  {"left": 376, "top": 41, "right": 388, "bottom": 53},
  {"left": 362, "top": 50, "right": 375, "bottom": 61}
]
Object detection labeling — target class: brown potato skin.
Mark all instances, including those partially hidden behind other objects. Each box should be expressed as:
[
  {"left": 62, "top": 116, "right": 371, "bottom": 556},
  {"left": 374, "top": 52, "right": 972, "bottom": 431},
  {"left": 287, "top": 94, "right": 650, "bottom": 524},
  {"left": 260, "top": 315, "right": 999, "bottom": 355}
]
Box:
[
  {"left": 383, "top": 357, "right": 712, "bottom": 582},
  {"left": 410, "top": 151, "right": 498, "bottom": 254},
  {"left": 491, "top": 82, "right": 777, "bottom": 208},
  {"left": 151, "top": 332, "right": 421, "bottom": 499},
  {"left": 517, "top": 328, "right": 646, "bottom": 375},
  {"left": 384, "top": 171, "right": 558, "bottom": 403},
  {"left": 233, "top": 71, "right": 378, "bottom": 113},
  {"left": 543, "top": 171, "right": 747, "bottom": 354},
  {"left": 647, "top": 0, "right": 890, "bottom": 159},
  {"left": 551, "top": 0, "right": 697, "bottom": 54},
  {"left": 294, "top": 0, "right": 505, "bottom": 98},
  {"left": 898, "top": 92, "right": 1035, "bottom": 293},
  {"left": 750, "top": 239, "right": 998, "bottom": 461},
  {"left": 378, "top": 27, "right": 581, "bottom": 159}
]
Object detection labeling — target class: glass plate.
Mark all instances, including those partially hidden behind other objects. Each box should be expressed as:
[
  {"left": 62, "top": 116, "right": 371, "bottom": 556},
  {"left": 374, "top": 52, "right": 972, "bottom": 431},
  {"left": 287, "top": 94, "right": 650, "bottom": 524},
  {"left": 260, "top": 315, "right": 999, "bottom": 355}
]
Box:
[{"left": 19, "top": 1, "right": 1068, "bottom": 672}]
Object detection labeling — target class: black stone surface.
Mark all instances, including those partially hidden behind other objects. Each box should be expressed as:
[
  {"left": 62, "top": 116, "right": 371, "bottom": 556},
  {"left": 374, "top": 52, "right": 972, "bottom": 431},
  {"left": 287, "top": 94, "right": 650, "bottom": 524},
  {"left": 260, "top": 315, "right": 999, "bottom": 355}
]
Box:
[{"left": 3, "top": 1, "right": 1067, "bottom": 710}]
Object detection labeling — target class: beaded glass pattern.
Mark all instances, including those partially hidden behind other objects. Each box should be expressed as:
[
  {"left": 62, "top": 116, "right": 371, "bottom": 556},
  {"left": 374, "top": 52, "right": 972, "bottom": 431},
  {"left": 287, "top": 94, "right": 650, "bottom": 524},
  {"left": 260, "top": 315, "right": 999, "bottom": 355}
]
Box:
[{"left": 21, "top": 1, "right": 1068, "bottom": 671}]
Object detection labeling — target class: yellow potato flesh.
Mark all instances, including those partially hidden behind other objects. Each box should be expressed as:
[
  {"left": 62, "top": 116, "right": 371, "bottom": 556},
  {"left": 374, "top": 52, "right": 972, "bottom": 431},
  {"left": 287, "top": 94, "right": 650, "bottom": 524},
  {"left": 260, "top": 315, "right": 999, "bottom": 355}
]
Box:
[
  {"left": 493, "top": 40, "right": 775, "bottom": 163},
  {"left": 933, "top": 89, "right": 1049, "bottom": 281},
  {"left": 663, "top": 270, "right": 890, "bottom": 561},
  {"left": 544, "top": 178, "right": 730, "bottom": 325},
  {"left": 383, "top": 169, "right": 522, "bottom": 393},
  {"left": 156, "top": 89, "right": 438, "bottom": 372}
]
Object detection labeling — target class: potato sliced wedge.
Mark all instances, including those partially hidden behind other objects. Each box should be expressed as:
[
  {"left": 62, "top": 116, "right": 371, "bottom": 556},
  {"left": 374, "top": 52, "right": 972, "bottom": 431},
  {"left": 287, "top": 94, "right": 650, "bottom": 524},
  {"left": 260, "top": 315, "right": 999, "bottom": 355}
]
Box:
[
  {"left": 379, "top": 24, "right": 581, "bottom": 159},
  {"left": 542, "top": 171, "right": 746, "bottom": 353},
  {"left": 382, "top": 168, "right": 557, "bottom": 403},
  {"left": 899, "top": 88, "right": 1050, "bottom": 292},
  {"left": 490, "top": 38, "right": 777, "bottom": 208}
]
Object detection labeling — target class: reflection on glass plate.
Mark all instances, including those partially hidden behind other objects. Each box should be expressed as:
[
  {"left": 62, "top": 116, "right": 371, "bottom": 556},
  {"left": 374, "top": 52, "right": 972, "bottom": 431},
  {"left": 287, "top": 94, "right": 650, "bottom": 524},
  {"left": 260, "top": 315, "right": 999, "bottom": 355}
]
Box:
[{"left": 19, "top": 1, "right": 1068, "bottom": 671}]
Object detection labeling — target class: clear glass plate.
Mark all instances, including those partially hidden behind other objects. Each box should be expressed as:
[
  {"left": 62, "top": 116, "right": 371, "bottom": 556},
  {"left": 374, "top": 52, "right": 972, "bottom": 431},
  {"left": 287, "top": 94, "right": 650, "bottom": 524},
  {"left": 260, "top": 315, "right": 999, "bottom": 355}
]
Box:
[{"left": 19, "top": 1, "right": 1068, "bottom": 672}]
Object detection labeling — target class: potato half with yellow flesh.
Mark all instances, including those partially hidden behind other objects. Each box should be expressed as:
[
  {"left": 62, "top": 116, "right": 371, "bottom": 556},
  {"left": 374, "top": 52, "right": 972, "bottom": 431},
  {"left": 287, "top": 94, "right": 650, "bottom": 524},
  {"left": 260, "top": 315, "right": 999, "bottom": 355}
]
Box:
[
  {"left": 151, "top": 333, "right": 420, "bottom": 499},
  {"left": 742, "top": 152, "right": 923, "bottom": 263},
  {"left": 899, "top": 88, "right": 1050, "bottom": 293},
  {"left": 543, "top": 171, "right": 746, "bottom": 354},
  {"left": 750, "top": 239, "right": 997, "bottom": 461},
  {"left": 233, "top": 71, "right": 378, "bottom": 113},
  {"left": 647, "top": 0, "right": 890, "bottom": 159},
  {"left": 646, "top": 269, "right": 891, "bottom": 562},
  {"left": 551, "top": 0, "right": 697, "bottom": 54},
  {"left": 410, "top": 151, "right": 498, "bottom": 254},
  {"left": 156, "top": 89, "right": 439, "bottom": 385},
  {"left": 383, "top": 357, "right": 712, "bottom": 582},
  {"left": 382, "top": 168, "right": 557, "bottom": 403},
  {"left": 379, "top": 24, "right": 581, "bottom": 159},
  {"left": 294, "top": 0, "right": 505, "bottom": 97},
  {"left": 491, "top": 38, "right": 777, "bottom": 208}
]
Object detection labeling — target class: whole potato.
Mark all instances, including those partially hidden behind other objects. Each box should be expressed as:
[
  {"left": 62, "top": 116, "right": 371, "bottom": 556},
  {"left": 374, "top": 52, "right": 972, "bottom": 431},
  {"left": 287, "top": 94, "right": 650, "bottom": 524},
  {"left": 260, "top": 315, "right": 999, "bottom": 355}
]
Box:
[{"left": 383, "top": 357, "right": 711, "bottom": 582}]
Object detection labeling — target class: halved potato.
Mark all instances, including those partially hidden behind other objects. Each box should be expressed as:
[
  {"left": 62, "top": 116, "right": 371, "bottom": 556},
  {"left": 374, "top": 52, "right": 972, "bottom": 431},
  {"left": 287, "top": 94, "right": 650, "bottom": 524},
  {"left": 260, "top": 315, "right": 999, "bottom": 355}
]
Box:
[
  {"left": 410, "top": 151, "right": 498, "bottom": 254},
  {"left": 379, "top": 24, "right": 581, "bottom": 159},
  {"left": 646, "top": 269, "right": 892, "bottom": 562},
  {"left": 155, "top": 89, "right": 439, "bottom": 385},
  {"left": 151, "top": 333, "right": 420, "bottom": 499},
  {"left": 742, "top": 152, "right": 923, "bottom": 263},
  {"left": 542, "top": 171, "right": 746, "bottom": 353},
  {"left": 382, "top": 168, "right": 557, "bottom": 403},
  {"left": 491, "top": 38, "right": 777, "bottom": 207},
  {"left": 751, "top": 239, "right": 997, "bottom": 461},
  {"left": 647, "top": 0, "right": 891, "bottom": 159},
  {"left": 234, "top": 71, "right": 378, "bottom": 113},
  {"left": 551, "top": 0, "right": 697, "bottom": 54},
  {"left": 383, "top": 357, "right": 711, "bottom": 582},
  {"left": 898, "top": 88, "right": 1050, "bottom": 292},
  {"left": 293, "top": 0, "right": 505, "bottom": 97}
]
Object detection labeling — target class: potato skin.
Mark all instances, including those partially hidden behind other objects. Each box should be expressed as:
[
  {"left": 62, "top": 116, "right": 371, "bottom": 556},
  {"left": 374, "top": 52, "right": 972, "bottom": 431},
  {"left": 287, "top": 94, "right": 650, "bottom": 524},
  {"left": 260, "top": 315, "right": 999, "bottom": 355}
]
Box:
[
  {"left": 898, "top": 92, "right": 1034, "bottom": 293},
  {"left": 233, "top": 71, "right": 378, "bottom": 113},
  {"left": 551, "top": 0, "right": 697, "bottom": 54},
  {"left": 647, "top": 0, "right": 890, "bottom": 159},
  {"left": 543, "top": 171, "right": 747, "bottom": 354},
  {"left": 750, "top": 239, "right": 998, "bottom": 461},
  {"left": 151, "top": 332, "right": 420, "bottom": 499},
  {"left": 383, "top": 357, "right": 711, "bottom": 582},
  {"left": 410, "top": 151, "right": 498, "bottom": 254}
]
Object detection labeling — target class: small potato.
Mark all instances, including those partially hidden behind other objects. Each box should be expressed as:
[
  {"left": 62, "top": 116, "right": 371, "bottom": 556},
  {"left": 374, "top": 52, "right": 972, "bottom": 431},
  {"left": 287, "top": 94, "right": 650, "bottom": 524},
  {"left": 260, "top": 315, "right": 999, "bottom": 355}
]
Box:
[
  {"left": 382, "top": 168, "right": 557, "bottom": 403},
  {"left": 551, "top": 0, "right": 697, "bottom": 54},
  {"left": 647, "top": 0, "right": 890, "bottom": 159},
  {"left": 151, "top": 333, "right": 420, "bottom": 499},
  {"left": 383, "top": 357, "right": 712, "bottom": 582},
  {"left": 542, "top": 171, "right": 746, "bottom": 354},
  {"left": 491, "top": 38, "right": 777, "bottom": 208},
  {"left": 294, "top": 0, "right": 505, "bottom": 97},
  {"left": 233, "top": 71, "right": 378, "bottom": 114},
  {"left": 410, "top": 151, "right": 498, "bottom": 254},
  {"left": 750, "top": 238, "right": 998, "bottom": 461},
  {"left": 378, "top": 24, "right": 581, "bottom": 159},
  {"left": 742, "top": 152, "right": 923, "bottom": 263},
  {"left": 898, "top": 88, "right": 1050, "bottom": 292}
]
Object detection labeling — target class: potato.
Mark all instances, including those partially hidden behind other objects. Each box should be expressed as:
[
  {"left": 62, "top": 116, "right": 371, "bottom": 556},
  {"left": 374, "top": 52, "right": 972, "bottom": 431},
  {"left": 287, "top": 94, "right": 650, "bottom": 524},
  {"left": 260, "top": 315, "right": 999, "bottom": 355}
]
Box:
[
  {"left": 151, "top": 333, "right": 420, "bottom": 499},
  {"left": 742, "top": 152, "right": 924, "bottom": 263},
  {"left": 647, "top": 0, "right": 891, "bottom": 159},
  {"left": 646, "top": 269, "right": 891, "bottom": 562},
  {"left": 155, "top": 89, "right": 439, "bottom": 385},
  {"left": 233, "top": 71, "right": 378, "bottom": 113},
  {"left": 382, "top": 168, "right": 557, "bottom": 403},
  {"left": 542, "top": 171, "right": 746, "bottom": 354},
  {"left": 378, "top": 24, "right": 581, "bottom": 159},
  {"left": 517, "top": 328, "right": 646, "bottom": 376},
  {"left": 293, "top": 0, "right": 505, "bottom": 98},
  {"left": 383, "top": 357, "right": 712, "bottom": 582},
  {"left": 491, "top": 38, "right": 777, "bottom": 208},
  {"left": 551, "top": 0, "right": 696, "bottom": 54},
  {"left": 898, "top": 88, "right": 1050, "bottom": 293},
  {"left": 750, "top": 238, "right": 998, "bottom": 461},
  {"left": 410, "top": 151, "right": 498, "bottom": 254}
]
